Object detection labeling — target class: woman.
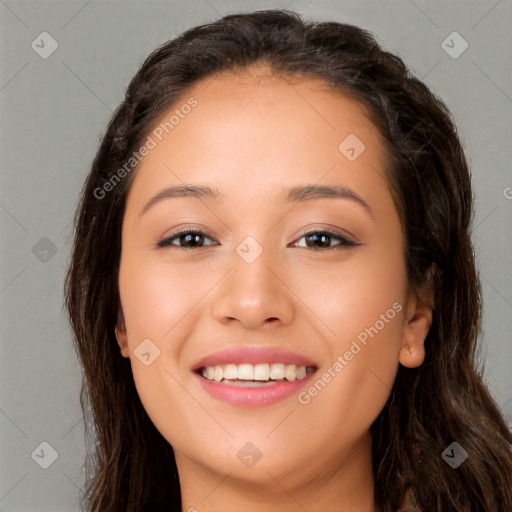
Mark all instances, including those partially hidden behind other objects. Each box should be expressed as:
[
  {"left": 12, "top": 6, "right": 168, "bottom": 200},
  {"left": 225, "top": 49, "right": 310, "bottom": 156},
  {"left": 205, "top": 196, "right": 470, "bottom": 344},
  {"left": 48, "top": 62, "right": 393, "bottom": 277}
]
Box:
[{"left": 64, "top": 9, "right": 512, "bottom": 512}]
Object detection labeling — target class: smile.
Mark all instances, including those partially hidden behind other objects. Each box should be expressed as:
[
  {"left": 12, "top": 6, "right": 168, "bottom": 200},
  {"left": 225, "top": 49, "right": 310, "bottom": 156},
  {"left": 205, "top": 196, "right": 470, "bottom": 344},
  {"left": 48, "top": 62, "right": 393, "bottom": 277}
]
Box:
[
  {"left": 192, "top": 347, "right": 319, "bottom": 408},
  {"left": 198, "top": 363, "right": 316, "bottom": 386}
]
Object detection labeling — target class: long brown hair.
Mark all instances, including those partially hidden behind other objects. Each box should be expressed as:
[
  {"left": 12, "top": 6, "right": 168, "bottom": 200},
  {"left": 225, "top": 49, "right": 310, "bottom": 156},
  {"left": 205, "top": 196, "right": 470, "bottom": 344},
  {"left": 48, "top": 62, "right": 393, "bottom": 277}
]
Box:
[{"left": 64, "top": 9, "right": 512, "bottom": 511}]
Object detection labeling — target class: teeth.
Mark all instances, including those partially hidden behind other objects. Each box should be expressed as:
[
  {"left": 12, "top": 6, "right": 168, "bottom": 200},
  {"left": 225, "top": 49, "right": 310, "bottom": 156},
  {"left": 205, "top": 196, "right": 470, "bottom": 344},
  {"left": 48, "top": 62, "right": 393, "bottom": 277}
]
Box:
[
  {"left": 237, "top": 363, "right": 253, "bottom": 380},
  {"left": 200, "top": 363, "right": 313, "bottom": 383},
  {"left": 284, "top": 364, "right": 297, "bottom": 381},
  {"left": 224, "top": 364, "right": 238, "bottom": 380},
  {"left": 269, "top": 363, "right": 284, "bottom": 380},
  {"left": 296, "top": 365, "right": 307, "bottom": 379},
  {"left": 253, "top": 363, "right": 269, "bottom": 380},
  {"left": 221, "top": 380, "right": 278, "bottom": 387}
]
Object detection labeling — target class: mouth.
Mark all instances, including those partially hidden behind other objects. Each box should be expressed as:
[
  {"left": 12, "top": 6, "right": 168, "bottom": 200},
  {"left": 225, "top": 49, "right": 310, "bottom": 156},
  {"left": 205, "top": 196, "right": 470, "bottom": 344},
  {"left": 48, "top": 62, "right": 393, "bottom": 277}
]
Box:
[
  {"left": 196, "top": 363, "right": 316, "bottom": 387},
  {"left": 191, "top": 347, "right": 319, "bottom": 407}
]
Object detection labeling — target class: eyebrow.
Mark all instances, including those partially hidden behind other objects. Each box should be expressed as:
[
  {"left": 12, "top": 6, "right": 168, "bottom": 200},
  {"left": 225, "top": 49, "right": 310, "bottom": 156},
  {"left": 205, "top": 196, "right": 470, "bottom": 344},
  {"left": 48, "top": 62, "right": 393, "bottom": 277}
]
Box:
[
  {"left": 140, "top": 185, "right": 221, "bottom": 216},
  {"left": 140, "top": 184, "right": 373, "bottom": 218},
  {"left": 282, "top": 184, "right": 373, "bottom": 217}
]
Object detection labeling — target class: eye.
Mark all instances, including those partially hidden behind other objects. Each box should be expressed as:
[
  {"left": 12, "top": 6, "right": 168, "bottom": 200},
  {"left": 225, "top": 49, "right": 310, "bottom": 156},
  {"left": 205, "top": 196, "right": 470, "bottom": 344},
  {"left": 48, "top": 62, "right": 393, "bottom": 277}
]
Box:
[
  {"left": 292, "top": 230, "right": 360, "bottom": 250},
  {"left": 157, "top": 229, "right": 218, "bottom": 249},
  {"left": 157, "top": 228, "right": 360, "bottom": 251}
]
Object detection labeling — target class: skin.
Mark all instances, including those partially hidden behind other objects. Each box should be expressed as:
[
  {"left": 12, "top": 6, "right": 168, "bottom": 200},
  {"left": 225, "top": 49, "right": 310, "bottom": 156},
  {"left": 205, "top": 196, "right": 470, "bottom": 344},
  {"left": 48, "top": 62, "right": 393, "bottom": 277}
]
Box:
[{"left": 116, "top": 65, "right": 432, "bottom": 512}]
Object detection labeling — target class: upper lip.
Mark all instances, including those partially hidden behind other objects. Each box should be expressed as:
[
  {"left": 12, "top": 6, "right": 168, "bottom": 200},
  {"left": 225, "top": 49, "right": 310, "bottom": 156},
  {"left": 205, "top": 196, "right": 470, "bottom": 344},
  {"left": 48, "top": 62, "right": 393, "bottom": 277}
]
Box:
[{"left": 191, "top": 346, "right": 319, "bottom": 371}]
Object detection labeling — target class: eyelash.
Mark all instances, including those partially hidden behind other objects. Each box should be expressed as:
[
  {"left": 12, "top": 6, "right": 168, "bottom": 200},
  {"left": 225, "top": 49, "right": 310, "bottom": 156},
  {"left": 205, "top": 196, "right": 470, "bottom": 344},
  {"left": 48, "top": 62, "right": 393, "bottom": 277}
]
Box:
[{"left": 157, "top": 228, "right": 361, "bottom": 251}]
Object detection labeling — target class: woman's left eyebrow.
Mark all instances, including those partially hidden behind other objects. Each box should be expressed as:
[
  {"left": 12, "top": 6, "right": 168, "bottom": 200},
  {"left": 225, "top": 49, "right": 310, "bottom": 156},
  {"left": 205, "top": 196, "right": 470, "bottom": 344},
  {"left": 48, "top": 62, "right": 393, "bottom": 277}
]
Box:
[{"left": 282, "top": 184, "right": 374, "bottom": 219}]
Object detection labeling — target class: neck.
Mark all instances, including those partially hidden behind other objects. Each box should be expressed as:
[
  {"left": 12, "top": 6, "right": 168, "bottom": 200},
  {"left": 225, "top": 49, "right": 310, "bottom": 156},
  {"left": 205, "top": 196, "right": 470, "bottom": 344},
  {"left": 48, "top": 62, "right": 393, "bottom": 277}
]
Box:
[{"left": 176, "top": 432, "right": 376, "bottom": 512}]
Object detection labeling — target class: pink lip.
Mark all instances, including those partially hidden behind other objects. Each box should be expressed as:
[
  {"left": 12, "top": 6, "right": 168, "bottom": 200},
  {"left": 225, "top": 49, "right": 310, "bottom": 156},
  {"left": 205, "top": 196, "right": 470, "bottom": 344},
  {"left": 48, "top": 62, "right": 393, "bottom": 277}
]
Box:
[
  {"left": 191, "top": 346, "right": 318, "bottom": 371},
  {"left": 191, "top": 346, "right": 319, "bottom": 408},
  {"left": 193, "top": 370, "right": 317, "bottom": 408}
]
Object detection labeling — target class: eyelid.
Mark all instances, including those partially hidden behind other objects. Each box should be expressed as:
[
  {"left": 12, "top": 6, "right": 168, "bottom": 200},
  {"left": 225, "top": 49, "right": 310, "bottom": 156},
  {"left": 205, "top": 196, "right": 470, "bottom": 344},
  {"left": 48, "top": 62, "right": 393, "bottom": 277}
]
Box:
[
  {"left": 292, "top": 224, "right": 361, "bottom": 245},
  {"left": 291, "top": 228, "right": 361, "bottom": 249},
  {"left": 160, "top": 223, "right": 220, "bottom": 241},
  {"left": 156, "top": 227, "right": 219, "bottom": 249},
  {"left": 157, "top": 225, "right": 362, "bottom": 250}
]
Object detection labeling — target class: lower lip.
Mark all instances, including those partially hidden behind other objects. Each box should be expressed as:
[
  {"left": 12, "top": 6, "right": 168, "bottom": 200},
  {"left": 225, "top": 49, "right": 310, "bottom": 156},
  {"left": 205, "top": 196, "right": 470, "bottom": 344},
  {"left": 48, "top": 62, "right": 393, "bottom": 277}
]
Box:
[{"left": 194, "top": 371, "right": 317, "bottom": 408}]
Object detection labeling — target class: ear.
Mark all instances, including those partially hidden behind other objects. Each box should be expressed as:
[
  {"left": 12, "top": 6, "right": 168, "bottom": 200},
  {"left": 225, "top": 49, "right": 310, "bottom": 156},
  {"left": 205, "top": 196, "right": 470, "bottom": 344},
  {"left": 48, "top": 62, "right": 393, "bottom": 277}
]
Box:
[
  {"left": 399, "top": 286, "right": 433, "bottom": 368},
  {"left": 115, "top": 307, "right": 130, "bottom": 358}
]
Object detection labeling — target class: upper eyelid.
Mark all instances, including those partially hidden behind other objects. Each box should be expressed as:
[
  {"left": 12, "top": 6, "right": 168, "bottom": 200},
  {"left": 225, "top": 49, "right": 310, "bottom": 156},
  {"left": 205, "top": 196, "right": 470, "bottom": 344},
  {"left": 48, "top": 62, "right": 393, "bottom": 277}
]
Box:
[
  {"left": 292, "top": 227, "right": 358, "bottom": 244},
  {"left": 159, "top": 228, "right": 359, "bottom": 247},
  {"left": 158, "top": 229, "right": 219, "bottom": 247}
]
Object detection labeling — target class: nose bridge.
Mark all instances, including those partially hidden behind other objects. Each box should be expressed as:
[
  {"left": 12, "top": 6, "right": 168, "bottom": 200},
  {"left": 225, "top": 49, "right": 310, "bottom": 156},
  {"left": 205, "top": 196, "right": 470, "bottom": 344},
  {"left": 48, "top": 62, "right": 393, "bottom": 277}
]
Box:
[{"left": 211, "top": 238, "right": 295, "bottom": 329}]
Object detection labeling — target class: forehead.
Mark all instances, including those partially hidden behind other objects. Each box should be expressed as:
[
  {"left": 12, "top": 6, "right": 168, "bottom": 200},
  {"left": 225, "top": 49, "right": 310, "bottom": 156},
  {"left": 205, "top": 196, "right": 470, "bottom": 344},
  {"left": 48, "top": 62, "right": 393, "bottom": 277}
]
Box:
[
  {"left": 127, "top": 68, "right": 390, "bottom": 211},
  {"left": 188, "top": 67, "right": 375, "bottom": 130}
]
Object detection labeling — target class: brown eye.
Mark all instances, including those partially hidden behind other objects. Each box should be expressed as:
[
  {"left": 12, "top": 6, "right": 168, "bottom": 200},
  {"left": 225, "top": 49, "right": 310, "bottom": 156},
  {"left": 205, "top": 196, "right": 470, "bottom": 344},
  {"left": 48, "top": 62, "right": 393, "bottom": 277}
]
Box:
[
  {"left": 294, "top": 230, "right": 359, "bottom": 250},
  {"left": 157, "top": 230, "right": 217, "bottom": 249}
]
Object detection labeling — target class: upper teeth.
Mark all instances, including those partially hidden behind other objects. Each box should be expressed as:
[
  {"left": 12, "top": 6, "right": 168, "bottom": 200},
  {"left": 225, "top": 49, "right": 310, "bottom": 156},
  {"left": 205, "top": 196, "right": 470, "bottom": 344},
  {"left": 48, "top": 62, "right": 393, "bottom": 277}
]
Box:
[{"left": 200, "top": 363, "right": 313, "bottom": 382}]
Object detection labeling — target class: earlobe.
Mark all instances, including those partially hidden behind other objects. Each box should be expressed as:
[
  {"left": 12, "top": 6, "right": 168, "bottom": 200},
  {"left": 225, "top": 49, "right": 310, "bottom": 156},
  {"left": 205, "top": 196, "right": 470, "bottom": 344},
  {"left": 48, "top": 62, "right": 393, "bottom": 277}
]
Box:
[
  {"left": 115, "top": 327, "right": 130, "bottom": 358},
  {"left": 115, "top": 308, "right": 130, "bottom": 358},
  {"left": 399, "top": 341, "right": 426, "bottom": 368},
  {"left": 399, "top": 289, "right": 433, "bottom": 369}
]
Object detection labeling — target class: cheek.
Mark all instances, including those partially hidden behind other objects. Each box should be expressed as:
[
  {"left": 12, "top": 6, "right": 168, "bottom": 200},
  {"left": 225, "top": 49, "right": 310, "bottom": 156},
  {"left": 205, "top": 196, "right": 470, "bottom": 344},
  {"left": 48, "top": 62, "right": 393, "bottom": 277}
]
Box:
[
  {"left": 118, "top": 254, "right": 221, "bottom": 441},
  {"left": 297, "top": 245, "right": 407, "bottom": 350},
  {"left": 294, "top": 248, "right": 406, "bottom": 428},
  {"left": 118, "top": 254, "right": 208, "bottom": 341},
  {"left": 118, "top": 257, "right": 199, "bottom": 448}
]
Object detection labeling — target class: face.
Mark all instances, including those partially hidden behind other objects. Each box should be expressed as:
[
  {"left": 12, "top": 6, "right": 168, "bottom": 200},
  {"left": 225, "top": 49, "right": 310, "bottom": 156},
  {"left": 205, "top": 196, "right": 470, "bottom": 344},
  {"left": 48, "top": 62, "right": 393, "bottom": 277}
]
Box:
[{"left": 116, "top": 67, "right": 431, "bottom": 492}]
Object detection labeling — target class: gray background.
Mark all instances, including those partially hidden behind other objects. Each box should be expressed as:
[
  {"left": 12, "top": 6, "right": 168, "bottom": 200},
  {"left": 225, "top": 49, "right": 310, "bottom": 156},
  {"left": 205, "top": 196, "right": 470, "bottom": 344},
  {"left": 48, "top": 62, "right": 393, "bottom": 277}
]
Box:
[{"left": 0, "top": 0, "right": 511, "bottom": 510}]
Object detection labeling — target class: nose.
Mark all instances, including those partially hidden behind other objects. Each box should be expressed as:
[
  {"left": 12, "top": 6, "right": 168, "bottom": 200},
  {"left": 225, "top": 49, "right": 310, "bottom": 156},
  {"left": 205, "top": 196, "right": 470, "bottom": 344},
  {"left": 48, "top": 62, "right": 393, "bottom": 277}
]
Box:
[{"left": 211, "top": 248, "right": 295, "bottom": 331}]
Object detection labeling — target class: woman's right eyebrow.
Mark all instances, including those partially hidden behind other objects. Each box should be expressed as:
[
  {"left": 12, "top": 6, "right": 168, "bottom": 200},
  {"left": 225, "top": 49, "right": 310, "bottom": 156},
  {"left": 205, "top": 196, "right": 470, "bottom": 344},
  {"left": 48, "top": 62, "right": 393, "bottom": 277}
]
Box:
[{"left": 140, "top": 184, "right": 222, "bottom": 217}]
